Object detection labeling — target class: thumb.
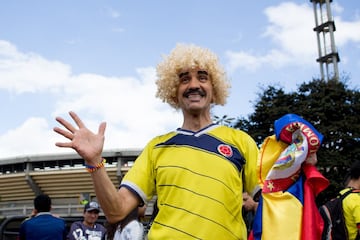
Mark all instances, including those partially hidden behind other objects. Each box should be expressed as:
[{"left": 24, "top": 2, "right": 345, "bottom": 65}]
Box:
[{"left": 98, "top": 122, "right": 107, "bottom": 136}]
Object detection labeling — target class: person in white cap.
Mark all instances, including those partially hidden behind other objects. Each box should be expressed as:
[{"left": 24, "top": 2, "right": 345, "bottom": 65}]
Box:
[{"left": 67, "top": 201, "right": 106, "bottom": 240}]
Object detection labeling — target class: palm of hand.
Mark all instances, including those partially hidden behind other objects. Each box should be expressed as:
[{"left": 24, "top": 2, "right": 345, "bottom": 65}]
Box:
[{"left": 54, "top": 111, "right": 106, "bottom": 165}]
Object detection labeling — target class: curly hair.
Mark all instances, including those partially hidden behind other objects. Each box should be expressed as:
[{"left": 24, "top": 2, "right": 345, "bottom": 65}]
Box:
[{"left": 155, "top": 43, "right": 231, "bottom": 110}]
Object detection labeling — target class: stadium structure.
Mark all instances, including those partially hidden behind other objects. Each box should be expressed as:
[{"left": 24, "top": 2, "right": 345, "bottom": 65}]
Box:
[{"left": 0, "top": 149, "right": 146, "bottom": 217}]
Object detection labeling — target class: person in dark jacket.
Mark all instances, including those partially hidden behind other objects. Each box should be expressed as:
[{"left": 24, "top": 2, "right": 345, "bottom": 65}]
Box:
[{"left": 19, "top": 194, "right": 67, "bottom": 240}]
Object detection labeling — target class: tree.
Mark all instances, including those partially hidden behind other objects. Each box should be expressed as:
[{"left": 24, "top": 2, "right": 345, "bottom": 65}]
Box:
[
  {"left": 234, "top": 85, "right": 297, "bottom": 144},
  {"left": 234, "top": 77, "right": 360, "bottom": 204},
  {"left": 212, "top": 115, "right": 235, "bottom": 126}
]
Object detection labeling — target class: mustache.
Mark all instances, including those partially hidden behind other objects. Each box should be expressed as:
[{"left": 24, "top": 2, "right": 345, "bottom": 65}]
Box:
[{"left": 183, "top": 88, "right": 206, "bottom": 98}]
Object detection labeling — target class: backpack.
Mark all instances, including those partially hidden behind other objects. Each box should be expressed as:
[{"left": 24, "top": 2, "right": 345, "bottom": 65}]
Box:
[{"left": 319, "top": 188, "right": 357, "bottom": 240}]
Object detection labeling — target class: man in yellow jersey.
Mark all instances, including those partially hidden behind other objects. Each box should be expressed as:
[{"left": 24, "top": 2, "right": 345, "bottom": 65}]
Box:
[
  {"left": 342, "top": 160, "right": 360, "bottom": 240},
  {"left": 54, "top": 43, "right": 260, "bottom": 239}
]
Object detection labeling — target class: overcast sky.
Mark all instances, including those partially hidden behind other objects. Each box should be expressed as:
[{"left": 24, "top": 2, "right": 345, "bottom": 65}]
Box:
[{"left": 0, "top": 0, "right": 359, "bottom": 159}]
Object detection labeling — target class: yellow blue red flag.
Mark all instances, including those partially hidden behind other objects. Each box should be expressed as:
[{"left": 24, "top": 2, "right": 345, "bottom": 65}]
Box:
[{"left": 249, "top": 114, "right": 329, "bottom": 240}]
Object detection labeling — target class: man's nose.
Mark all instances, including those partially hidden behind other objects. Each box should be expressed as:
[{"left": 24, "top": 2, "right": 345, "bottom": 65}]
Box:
[{"left": 188, "top": 77, "right": 200, "bottom": 88}]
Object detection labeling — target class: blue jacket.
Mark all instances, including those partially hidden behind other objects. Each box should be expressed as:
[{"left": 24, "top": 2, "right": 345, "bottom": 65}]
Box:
[{"left": 19, "top": 212, "right": 67, "bottom": 240}]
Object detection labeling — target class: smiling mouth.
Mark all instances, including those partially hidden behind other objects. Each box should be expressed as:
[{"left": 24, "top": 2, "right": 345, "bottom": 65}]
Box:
[{"left": 183, "top": 89, "right": 206, "bottom": 98}]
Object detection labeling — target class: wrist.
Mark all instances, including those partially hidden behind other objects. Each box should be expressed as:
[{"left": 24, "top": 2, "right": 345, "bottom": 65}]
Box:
[{"left": 85, "top": 158, "right": 106, "bottom": 173}]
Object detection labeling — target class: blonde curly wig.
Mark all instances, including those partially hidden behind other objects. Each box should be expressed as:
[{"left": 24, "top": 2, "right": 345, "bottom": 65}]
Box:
[{"left": 155, "top": 43, "right": 231, "bottom": 110}]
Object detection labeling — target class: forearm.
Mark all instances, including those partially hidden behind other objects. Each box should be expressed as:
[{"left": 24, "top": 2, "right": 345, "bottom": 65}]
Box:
[{"left": 90, "top": 167, "right": 139, "bottom": 223}]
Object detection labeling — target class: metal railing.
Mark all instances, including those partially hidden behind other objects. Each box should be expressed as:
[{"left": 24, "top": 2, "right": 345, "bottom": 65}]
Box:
[{"left": 0, "top": 204, "right": 100, "bottom": 218}]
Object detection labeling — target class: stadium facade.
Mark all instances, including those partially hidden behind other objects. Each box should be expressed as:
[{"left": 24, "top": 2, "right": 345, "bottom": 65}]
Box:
[{"left": 0, "top": 149, "right": 142, "bottom": 217}]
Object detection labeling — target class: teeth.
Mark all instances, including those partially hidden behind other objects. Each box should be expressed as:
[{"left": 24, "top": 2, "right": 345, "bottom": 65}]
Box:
[{"left": 188, "top": 94, "right": 201, "bottom": 100}]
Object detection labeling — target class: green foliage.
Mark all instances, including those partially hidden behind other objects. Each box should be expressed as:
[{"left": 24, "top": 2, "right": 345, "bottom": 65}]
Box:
[
  {"left": 212, "top": 115, "right": 235, "bottom": 127},
  {"left": 233, "top": 77, "right": 360, "bottom": 204}
]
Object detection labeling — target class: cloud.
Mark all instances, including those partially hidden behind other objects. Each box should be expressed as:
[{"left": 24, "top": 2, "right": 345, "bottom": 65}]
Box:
[
  {"left": 52, "top": 67, "right": 182, "bottom": 146},
  {"left": 105, "top": 7, "right": 121, "bottom": 19},
  {"left": 0, "top": 40, "right": 181, "bottom": 158},
  {"left": 0, "top": 117, "right": 68, "bottom": 159},
  {"left": 335, "top": 17, "right": 360, "bottom": 45},
  {"left": 263, "top": 2, "right": 315, "bottom": 59},
  {"left": 225, "top": 3, "right": 316, "bottom": 73},
  {"left": 0, "top": 40, "right": 71, "bottom": 94},
  {"left": 225, "top": 2, "right": 360, "bottom": 73},
  {"left": 52, "top": 66, "right": 182, "bottom": 150},
  {"left": 226, "top": 49, "right": 291, "bottom": 72}
]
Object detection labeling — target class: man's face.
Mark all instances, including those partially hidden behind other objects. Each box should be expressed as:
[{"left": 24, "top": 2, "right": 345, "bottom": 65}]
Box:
[
  {"left": 176, "top": 68, "right": 213, "bottom": 114},
  {"left": 83, "top": 210, "right": 99, "bottom": 226}
]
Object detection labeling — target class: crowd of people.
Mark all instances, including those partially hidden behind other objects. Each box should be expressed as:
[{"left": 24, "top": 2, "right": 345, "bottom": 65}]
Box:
[
  {"left": 19, "top": 196, "right": 146, "bottom": 240},
  {"left": 17, "top": 44, "right": 359, "bottom": 240}
]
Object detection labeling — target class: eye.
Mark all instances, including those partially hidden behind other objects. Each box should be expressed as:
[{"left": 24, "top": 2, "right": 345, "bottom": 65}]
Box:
[
  {"left": 179, "top": 76, "right": 190, "bottom": 84},
  {"left": 198, "top": 74, "right": 208, "bottom": 83}
]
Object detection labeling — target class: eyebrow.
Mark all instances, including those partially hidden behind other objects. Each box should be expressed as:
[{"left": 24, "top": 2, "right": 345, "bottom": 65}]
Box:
[
  {"left": 198, "top": 70, "right": 208, "bottom": 75},
  {"left": 178, "top": 71, "right": 208, "bottom": 78},
  {"left": 178, "top": 72, "right": 189, "bottom": 78}
]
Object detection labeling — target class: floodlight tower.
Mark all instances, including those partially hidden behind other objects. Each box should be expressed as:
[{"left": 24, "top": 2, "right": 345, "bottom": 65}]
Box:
[{"left": 310, "top": 0, "right": 340, "bottom": 81}]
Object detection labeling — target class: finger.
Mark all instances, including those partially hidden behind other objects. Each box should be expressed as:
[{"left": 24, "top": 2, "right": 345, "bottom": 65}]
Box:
[
  {"left": 69, "top": 111, "right": 86, "bottom": 129},
  {"left": 55, "top": 142, "right": 73, "bottom": 148},
  {"left": 55, "top": 116, "right": 77, "bottom": 133},
  {"left": 98, "top": 122, "right": 107, "bottom": 136},
  {"left": 53, "top": 126, "right": 74, "bottom": 140}
]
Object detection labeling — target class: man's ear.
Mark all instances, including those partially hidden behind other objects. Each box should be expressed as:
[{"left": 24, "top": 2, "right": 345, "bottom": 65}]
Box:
[
  {"left": 172, "top": 96, "right": 179, "bottom": 106},
  {"left": 32, "top": 209, "right": 38, "bottom": 216}
]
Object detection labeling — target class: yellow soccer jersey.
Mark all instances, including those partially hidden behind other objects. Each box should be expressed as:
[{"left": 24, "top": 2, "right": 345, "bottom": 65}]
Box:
[
  {"left": 121, "top": 124, "right": 259, "bottom": 240},
  {"left": 341, "top": 188, "right": 360, "bottom": 240}
]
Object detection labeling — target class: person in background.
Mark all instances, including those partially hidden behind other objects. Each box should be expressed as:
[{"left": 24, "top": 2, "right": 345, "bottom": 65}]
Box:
[
  {"left": 112, "top": 205, "right": 146, "bottom": 240},
  {"left": 242, "top": 192, "right": 259, "bottom": 235},
  {"left": 341, "top": 160, "right": 360, "bottom": 240},
  {"left": 54, "top": 43, "right": 259, "bottom": 240},
  {"left": 103, "top": 222, "right": 117, "bottom": 240},
  {"left": 67, "top": 201, "right": 106, "bottom": 240},
  {"left": 19, "top": 194, "right": 67, "bottom": 240}
]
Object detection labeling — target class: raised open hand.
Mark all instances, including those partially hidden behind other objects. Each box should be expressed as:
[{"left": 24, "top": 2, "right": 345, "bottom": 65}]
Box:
[{"left": 53, "top": 111, "right": 106, "bottom": 166}]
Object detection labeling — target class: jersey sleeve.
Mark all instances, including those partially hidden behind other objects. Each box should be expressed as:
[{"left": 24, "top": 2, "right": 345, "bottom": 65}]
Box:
[
  {"left": 238, "top": 130, "right": 260, "bottom": 197},
  {"left": 121, "top": 136, "right": 161, "bottom": 204}
]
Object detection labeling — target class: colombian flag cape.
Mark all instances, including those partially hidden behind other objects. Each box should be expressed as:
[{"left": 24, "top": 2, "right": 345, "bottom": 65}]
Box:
[{"left": 249, "top": 114, "right": 329, "bottom": 240}]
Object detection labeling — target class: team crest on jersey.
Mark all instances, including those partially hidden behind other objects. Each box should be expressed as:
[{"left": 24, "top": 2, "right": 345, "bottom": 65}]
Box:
[{"left": 217, "top": 144, "right": 233, "bottom": 158}]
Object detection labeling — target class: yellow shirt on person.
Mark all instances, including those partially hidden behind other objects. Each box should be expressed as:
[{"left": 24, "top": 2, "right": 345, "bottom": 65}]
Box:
[
  {"left": 121, "top": 124, "right": 259, "bottom": 240},
  {"left": 341, "top": 188, "right": 360, "bottom": 240}
]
